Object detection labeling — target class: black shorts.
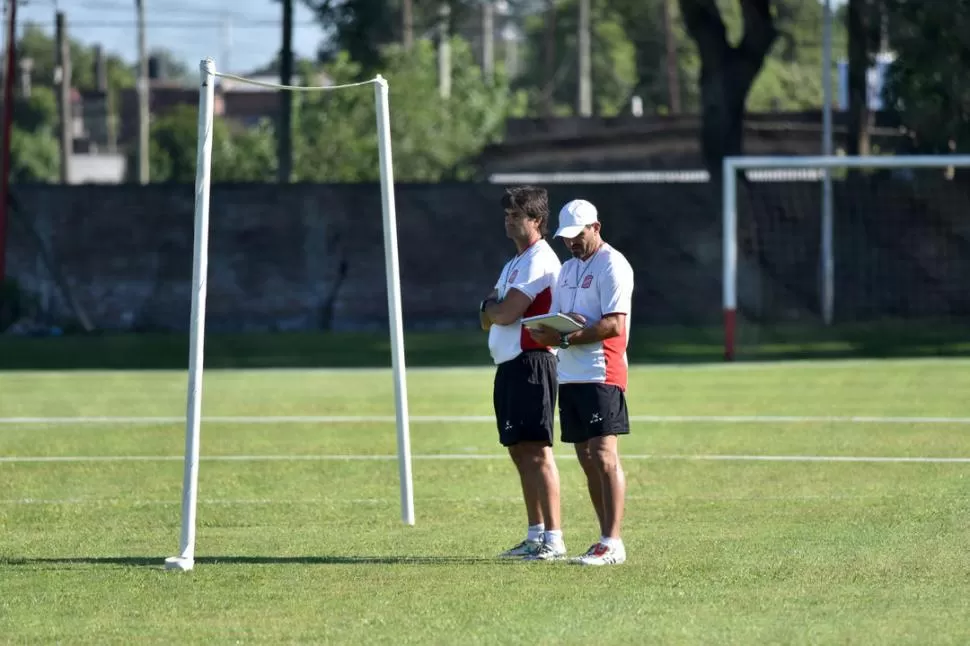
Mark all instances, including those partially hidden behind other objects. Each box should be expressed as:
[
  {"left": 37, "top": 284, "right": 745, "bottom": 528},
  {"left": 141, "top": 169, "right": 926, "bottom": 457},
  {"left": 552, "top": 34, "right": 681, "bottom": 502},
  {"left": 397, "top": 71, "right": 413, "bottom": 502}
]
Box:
[
  {"left": 493, "top": 350, "right": 557, "bottom": 447},
  {"left": 559, "top": 383, "right": 631, "bottom": 444}
]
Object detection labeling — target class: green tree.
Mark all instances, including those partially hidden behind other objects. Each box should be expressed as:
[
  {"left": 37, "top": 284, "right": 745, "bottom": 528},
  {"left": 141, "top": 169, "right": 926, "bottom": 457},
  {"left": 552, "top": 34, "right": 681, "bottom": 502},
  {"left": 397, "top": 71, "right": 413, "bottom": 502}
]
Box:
[
  {"left": 725, "top": 0, "right": 846, "bottom": 111},
  {"left": 9, "top": 87, "right": 60, "bottom": 183},
  {"left": 145, "top": 106, "right": 276, "bottom": 183},
  {"left": 306, "top": 0, "right": 400, "bottom": 70},
  {"left": 674, "top": 0, "right": 845, "bottom": 176},
  {"left": 882, "top": 0, "right": 970, "bottom": 153},
  {"left": 529, "top": 0, "right": 847, "bottom": 118},
  {"left": 294, "top": 38, "right": 526, "bottom": 182},
  {"left": 515, "top": 0, "right": 638, "bottom": 116},
  {"left": 17, "top": 22, "right": 135, "bottom": 92},
  {"left": 610, "top": 0, "right": 695, "bottom": 113},
  {"left": 304, "top": 0, "right": 541, "bottom": 72},
  {"left": 676, "top": 0, "right": 776, "bottom": 176}
]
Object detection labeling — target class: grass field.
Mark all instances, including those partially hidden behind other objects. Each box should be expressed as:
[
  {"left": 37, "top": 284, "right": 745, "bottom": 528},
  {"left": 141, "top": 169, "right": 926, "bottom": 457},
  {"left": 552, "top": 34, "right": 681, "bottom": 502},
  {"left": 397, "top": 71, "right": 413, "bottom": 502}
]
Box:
[{"left": 2, "top": 359, "right": 970, "bottom": 644}]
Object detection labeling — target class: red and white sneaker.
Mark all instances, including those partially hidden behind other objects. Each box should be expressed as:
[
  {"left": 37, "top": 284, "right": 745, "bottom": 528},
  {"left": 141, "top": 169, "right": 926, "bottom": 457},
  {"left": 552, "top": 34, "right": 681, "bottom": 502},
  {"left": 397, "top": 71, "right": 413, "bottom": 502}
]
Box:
[{"left": 572, "top": 541, "right": 626, "bottom": 566}]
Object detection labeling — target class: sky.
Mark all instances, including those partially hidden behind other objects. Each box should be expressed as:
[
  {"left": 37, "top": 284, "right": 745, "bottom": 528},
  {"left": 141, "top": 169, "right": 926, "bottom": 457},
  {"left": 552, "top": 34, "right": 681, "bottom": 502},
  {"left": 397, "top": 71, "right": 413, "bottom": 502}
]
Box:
[
  {"left": 13, "top": 0, "right": 324, "bottom": 74},
  {"left": 11, "top": 0, "right": 850, "bottom": 77}
]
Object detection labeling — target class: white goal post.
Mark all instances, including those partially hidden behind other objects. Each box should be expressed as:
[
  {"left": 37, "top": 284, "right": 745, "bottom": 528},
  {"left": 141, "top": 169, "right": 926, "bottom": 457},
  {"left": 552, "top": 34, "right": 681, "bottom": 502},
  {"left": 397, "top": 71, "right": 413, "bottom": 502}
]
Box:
[
  {"left": 722, "top": 154, "right": 970, "bottom": 361},
  {"left": 164, "top": 59, "right": 415, "bottom": 572}
]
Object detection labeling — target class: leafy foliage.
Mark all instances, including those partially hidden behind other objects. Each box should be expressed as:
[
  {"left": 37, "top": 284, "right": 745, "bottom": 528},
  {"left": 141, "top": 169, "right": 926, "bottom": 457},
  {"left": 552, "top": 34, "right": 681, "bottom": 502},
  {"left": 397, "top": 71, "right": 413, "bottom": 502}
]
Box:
[
  {"left": 144, "top": 106, "right": 277, "bottom": 183},
  {"left": 17, "top": 23, "right": 135, "bottom": 92},
  {"left": 142, "top": 36, "right": 522, "bottom": 183},
  {"left": 10, "top": 88, "right": 60, "bottom": 183},
  {"left": 304, "top": 0, "right": 543, "bottom": 72},
  {"left": 515, "top": 0, "right": 638, "bottom": 116},
  {"left": 882, "top": 0, "right": 970, "bottom": 153},
  {"left": 294, "top": 39, "right": 526, "bottom": 182},
  {"left": 610, "top": 0, "right": 846, "bottom": 115}
]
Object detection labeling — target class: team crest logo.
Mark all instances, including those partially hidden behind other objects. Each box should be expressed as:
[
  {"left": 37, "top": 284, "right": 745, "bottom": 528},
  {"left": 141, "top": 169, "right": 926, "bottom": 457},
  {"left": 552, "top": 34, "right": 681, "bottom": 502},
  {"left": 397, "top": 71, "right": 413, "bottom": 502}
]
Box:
[
  {"left": 508, "top": 270, "right": 519, "bottom": 283},
  {"left": 581, "top": 274, "right": 594, "bottom": 289}
]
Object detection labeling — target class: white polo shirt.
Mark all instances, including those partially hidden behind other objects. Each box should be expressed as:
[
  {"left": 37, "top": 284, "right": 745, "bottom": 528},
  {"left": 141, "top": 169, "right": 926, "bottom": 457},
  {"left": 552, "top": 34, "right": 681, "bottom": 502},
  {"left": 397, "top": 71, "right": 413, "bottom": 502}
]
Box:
[
  {"left": 488, "top": 239, "right": 562, "bottom": 365},
  {"left": 552, "top": 242, "right": 634, "bottom": 390}
]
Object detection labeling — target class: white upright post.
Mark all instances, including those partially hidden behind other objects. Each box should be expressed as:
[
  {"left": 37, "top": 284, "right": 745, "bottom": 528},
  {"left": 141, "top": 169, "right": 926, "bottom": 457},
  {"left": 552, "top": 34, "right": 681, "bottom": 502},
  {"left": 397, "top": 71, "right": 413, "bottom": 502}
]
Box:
[
  {"left": 821, "top": 0, "right": 835, "bottom": 325},
  {"left": 722, "top": 157, "right": 737, "bottom": 362},
  {"left": 723, "top": 154, "right": 970, "bottom": 359},
  {"left": 374, "top": 75, "right": 415, "bottom": 526},
  {"left": 165, "top": 57, "right": 217, "bottom": 571}
]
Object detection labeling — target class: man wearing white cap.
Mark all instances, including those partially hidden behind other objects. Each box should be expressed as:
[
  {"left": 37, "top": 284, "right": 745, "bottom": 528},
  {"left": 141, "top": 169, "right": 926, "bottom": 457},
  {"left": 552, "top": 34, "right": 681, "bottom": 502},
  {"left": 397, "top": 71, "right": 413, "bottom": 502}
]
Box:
[{"left": 527, "top": 198, "right": 634, "bottom": 566}]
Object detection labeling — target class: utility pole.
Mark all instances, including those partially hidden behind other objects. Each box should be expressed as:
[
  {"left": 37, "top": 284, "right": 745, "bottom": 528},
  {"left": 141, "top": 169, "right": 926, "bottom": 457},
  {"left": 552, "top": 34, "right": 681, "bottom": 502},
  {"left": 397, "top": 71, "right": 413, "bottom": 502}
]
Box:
[
  {"left": 56, "top": 11, "right": 72, "bottom": 184},
  {"left": 482, "top": 1, "right": 494, "bottom": 84},
  {"left": 542, "top": 0, "right": 555, "bottom": 117},
  {"left": 847, "top": 0, "right": 871, "bottom": 156},
  {"left": 438, "top": 3, "right": 451, "bottom": 99},
  {"left": 402, "top": 0, "right": 413, "bottom": 50},
  {"left": 0, "top": 0, "right": 18, "bottom": 283},
  {"left": 577, "top": 0, "right": 591, "bottom": 116},
  {"left": 278, "top": 0, "right": 293, "bottom": 183},
  {"left": 94, "top": 44, "right": 107, "bottom": 92},
  {"left": 136, "top": 0, "right": 149, "bottom": 184},
  {"left": 663, "top": 0, "right": 681, "bottom": 114}
]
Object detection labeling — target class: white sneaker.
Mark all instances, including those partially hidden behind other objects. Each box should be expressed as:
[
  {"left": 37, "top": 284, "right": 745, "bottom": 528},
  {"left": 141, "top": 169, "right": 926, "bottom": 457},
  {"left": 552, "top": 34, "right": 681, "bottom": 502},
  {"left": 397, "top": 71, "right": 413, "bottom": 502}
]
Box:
[
  {"left": 524, "top": 540, "right": 567, "bottom": 561},
  {"left": 572, "top": 541, "right": 626, "bottom": 566},
  {"left": 498, "top": 539, "right": 542, "bottom": 559}
]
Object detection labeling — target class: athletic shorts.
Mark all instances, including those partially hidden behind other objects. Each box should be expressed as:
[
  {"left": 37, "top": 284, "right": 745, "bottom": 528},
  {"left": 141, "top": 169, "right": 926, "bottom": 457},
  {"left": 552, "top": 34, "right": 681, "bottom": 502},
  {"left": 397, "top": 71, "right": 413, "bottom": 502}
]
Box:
[
  {"left": 493, "top": 350, "right": 557, "bottom": 447},
  {"left": 558, "top": 383, "right": 631, "bottom": 444}
]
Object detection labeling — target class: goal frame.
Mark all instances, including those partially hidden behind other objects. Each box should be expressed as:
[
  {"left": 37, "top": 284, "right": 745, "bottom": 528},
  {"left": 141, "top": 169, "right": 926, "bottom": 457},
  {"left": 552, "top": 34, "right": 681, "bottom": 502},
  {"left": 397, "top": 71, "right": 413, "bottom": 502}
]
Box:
[
  {"left": 722, "top": 154, "right": 970, "bottom": 361},
  {"left": 164, "top": 59, "right": 415, "bottom": 572}
]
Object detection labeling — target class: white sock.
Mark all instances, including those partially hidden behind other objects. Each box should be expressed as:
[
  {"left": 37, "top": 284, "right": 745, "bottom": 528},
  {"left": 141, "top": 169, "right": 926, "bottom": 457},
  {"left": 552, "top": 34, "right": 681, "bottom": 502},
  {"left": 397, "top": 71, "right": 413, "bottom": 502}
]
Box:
[
  {"left": 544, "top": 529, "right": 563, "bottom": 545},
  {"left": 527, "top": 524, "right": 545, "bottom": 542},
  {"left": 600, "top": 536, "right": 622, "bottom": 548}
]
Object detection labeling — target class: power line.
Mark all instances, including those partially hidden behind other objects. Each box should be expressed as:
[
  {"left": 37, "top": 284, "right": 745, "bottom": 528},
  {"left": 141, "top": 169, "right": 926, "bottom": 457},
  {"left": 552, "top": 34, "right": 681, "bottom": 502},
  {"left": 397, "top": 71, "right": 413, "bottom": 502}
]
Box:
[
  {"left": 75, "top": 0, "right": 318, "bottom": 21},
  {"left": 25, "top": 19, "right": 319, "bottom": 29}
]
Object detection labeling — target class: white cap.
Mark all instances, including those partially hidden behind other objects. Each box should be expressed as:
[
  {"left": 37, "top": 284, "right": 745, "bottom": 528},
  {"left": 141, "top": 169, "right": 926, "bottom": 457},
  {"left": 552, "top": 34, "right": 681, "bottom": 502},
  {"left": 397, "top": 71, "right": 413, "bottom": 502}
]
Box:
[{"left": 554, "top": 199, "right": 599, "bottom": 238}]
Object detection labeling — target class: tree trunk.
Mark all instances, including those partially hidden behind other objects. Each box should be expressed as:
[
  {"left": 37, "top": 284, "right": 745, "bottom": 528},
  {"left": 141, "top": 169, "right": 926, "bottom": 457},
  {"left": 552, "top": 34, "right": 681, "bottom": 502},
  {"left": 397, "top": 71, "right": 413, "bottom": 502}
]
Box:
[
  {"left": 679, "top": 0, "right": 777, "bottom": 180},
  {"left": 401, "top": 0, "right": 413, "bottom": 49},
  {"left": 847, "top": 0, "right": 872, "bottom": 156}
]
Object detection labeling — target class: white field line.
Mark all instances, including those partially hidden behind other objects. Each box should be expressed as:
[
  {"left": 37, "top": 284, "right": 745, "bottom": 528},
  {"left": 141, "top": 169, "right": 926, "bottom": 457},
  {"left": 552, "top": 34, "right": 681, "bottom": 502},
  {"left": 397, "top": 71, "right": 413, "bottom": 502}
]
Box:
[
  {"left": 2, "top": 453, "right": 970, "bottom": 464},
  {"left": 3, "top": 414, "right": 970, "bottom": 425}
]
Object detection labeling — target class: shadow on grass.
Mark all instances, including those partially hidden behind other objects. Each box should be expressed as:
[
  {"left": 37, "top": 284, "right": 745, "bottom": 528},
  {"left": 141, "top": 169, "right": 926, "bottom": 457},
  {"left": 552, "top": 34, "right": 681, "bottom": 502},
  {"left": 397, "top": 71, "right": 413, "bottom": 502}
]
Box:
[{"left": 4, "top": 555, "right": 504, "bottom": 567}]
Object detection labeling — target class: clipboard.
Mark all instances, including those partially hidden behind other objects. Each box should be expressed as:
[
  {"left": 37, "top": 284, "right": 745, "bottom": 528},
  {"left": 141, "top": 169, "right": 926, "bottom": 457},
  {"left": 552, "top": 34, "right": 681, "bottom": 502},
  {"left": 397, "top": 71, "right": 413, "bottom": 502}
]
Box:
[{"left": 521, "top": 312, "right": 585, "bottom": 333}]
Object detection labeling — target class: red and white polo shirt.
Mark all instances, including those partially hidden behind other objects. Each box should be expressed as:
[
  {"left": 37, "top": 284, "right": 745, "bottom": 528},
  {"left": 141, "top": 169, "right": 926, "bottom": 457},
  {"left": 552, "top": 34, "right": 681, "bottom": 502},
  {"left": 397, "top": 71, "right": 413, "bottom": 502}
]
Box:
[
  {"left": 553, "top": 243, "right": 634, "bottom": 390},
  {"left": 488, "top": 239, "right": 562, "bottom": 365}
]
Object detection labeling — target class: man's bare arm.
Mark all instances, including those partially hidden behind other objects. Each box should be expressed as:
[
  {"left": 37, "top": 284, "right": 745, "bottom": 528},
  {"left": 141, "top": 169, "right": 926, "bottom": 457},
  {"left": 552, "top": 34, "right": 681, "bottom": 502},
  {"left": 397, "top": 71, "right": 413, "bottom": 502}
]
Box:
[
  {"left": 563, "top": 312, "right": 625, "bottom": 345},
  {"left": 482, "top": 288, "right": 534, "bottom": 327}
]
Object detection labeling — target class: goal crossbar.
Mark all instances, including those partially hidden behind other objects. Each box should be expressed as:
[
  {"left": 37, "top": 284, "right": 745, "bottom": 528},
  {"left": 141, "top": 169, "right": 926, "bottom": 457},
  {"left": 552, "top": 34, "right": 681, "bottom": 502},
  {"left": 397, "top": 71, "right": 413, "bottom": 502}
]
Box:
[
  {"left": 164, "top": 59, "right": 415, "bottom": 572},
  {"left": 722, "top": 154, "right": 970, "bottom": 361}
]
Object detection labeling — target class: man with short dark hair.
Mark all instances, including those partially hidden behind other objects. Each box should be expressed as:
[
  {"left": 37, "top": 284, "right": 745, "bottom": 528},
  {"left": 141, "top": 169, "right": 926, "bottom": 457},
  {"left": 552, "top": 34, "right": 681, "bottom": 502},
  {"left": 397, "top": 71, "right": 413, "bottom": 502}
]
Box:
[
  {"left": 480, "top": 185, "right": 566, "bottom": 561},
  {"left": 528, "top": 198, "right": 634, "bottom": 566}
]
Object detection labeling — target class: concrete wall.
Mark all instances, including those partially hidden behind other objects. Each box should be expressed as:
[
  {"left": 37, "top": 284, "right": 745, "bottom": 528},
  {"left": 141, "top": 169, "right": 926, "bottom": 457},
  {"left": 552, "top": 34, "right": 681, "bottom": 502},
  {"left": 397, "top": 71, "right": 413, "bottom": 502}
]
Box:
[{"left": 5, "top": 177, "right": 970, "bottom": 333}]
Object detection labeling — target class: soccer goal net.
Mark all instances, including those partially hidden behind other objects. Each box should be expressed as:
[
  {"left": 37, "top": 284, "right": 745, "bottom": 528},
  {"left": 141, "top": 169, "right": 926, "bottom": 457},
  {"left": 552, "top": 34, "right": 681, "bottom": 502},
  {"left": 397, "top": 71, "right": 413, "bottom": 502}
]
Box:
[
  {"left": 164, "top": 59, "right": 414, "bottom": 572},
  {"left": 723, "top": 155, "right": 970, "bottom": 361},
  {"left": 492, "top": 155, "right": 970, "bottom": 362}
]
